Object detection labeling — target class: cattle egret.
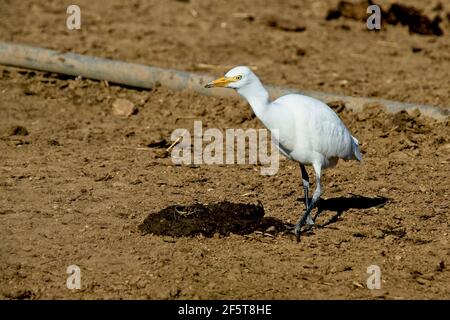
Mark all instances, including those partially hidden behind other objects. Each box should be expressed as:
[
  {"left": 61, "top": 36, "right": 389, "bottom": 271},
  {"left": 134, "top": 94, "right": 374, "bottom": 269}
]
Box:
[{"left": 205, "top": 66, "right": 362, "bottom": 240}]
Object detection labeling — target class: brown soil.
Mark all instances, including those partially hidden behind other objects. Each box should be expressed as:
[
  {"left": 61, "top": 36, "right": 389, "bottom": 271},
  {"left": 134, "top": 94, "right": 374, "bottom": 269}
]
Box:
[{"left": 0, "top": 0, "right": 449, "bottom": 300}]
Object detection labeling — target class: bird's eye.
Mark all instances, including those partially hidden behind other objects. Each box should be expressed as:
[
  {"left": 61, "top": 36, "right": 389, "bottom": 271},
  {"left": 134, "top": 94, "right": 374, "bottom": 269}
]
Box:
[{"left": 235, "top": 75, "right": 242, "bottom": 80}]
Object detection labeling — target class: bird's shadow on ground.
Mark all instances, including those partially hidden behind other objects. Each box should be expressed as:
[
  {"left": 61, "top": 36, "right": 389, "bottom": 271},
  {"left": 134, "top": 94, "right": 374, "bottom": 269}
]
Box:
[
  {"left": 312, "top": 194, "right": 388, "bottom": 228},
  {"left": 138, "top": 196, "right": 388, "bottom": 238}
]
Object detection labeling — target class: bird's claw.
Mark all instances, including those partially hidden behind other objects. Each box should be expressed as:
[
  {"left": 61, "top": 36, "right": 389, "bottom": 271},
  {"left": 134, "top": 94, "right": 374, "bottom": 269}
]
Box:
[
  {"left": 293, "top": 213, "right": 315, "bottom": 241},
  {"left": 294, "top": 224, "right": 301, "bottom": 242},
  {"left": 306, "top": 215, "right": 315, "bottom": 226}
]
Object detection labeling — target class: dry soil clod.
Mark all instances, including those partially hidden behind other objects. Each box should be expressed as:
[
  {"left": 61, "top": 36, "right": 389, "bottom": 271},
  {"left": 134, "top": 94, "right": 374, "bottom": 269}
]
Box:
[{"left": 112, "top": 98, "right": 138, "bottom": 117}]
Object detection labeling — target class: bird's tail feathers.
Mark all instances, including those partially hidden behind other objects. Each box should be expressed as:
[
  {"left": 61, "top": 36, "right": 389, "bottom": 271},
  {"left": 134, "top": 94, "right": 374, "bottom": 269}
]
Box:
[{"left": 351, "top": 136, "right": 363, "bottom": 163}]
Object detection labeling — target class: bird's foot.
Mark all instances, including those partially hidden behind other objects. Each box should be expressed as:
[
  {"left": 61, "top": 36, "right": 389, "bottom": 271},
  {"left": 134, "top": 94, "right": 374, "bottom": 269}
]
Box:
[
  {"left": 286, "top": 216, "right": 313, "bottom": 230},
  {"left": 293, "top": 213, "right": 314, "bottom": 241},
  {"left": 294, "top": 224, "right": 302, "bottom": 242},
  {"left": 306, "top": 214, "right": 315, "bottom": 226}
]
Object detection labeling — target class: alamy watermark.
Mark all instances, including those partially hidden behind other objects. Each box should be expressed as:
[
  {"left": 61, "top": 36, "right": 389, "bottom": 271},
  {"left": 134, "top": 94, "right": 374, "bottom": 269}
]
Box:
[
  {"left": 367, "top": 5, "right": 381, "bottom": 30},
  {"left": 66, "top": 265, "right": 81, "bottom": 290},
  {"left": 65, "top": 4, "right": 380, "bottom": 31},
  {"left": 66, "top": 5, "right": 81, "bottom": 30},
  {"left": 366, "top": 265, "right": 381, "bottom": 289},
  {"left": 170, "top": 121, "right": 280, "bottom": 175}
]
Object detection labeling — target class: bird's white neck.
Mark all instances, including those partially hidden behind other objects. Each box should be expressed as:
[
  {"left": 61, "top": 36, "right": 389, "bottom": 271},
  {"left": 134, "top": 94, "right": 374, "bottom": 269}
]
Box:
[{"left": 236, "top": 79, "right": 270, "bottom": 119}]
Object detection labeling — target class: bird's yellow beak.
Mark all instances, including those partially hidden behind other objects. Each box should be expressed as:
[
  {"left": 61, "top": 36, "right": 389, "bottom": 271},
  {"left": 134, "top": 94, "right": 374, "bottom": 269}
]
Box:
[{"left": 204, "top": 77, "right": 234, "bottom": 88}]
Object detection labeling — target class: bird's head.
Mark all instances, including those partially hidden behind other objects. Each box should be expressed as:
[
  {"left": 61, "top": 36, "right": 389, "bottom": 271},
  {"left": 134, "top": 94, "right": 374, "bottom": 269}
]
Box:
[{"left": 205, "top": 66, "right": 255, "bottom": 90}]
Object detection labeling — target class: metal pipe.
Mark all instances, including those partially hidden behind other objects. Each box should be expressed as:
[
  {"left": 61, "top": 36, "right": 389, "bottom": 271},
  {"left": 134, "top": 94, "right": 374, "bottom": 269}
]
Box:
[{"left": 0, "top": 42, "right": 447, "bottom": 119}]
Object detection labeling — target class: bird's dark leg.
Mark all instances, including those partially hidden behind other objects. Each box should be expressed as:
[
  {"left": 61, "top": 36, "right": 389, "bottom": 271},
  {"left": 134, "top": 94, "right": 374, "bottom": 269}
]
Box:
[
  {"left": 294, "top": 163, "right": 322, "bottom": 241},
  {"left": 299, "top": 164, "right": 309, "bottom": 209}
]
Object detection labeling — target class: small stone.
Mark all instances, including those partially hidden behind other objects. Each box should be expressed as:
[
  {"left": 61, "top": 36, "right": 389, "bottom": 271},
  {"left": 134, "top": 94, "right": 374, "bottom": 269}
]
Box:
[
  {"left": 154, "top": 150, "right": 169, "bottom": 158},
  {"left": 265, "top": 226, "right": 276, "bottom": 233},
  {"left": 23, "top": 86, "right": 38, "bottom": 96},
  {"left": 416, "top": 278, "right": 429, "bottom": 285},
  {"left": 326, "top": 0, "right": 373, "bottom": 21},
  {"left": 162, "top": 236, "right": 176, "bottom": 243},
  {"left": 22, "top": 246, "right": 33, "bottom": 252},
  {"left": 112, "top": 99, "right": 137, "bottom": 117},
  {"left": 137, "top": 280, "right": 147, "bottom": 289},
  {"left": 372, "top": 230, "right": 384, "bottom": 239}
]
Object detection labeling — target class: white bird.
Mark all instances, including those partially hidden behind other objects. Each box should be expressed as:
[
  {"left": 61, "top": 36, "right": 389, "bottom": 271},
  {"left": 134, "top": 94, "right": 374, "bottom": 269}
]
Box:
[{"left": 205, "top": 66, "right": 362, "bottom": 240}]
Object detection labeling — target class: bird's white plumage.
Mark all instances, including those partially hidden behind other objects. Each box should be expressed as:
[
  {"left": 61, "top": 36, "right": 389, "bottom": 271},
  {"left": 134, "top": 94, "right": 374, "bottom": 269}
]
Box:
[
  {"left": 267, "top": 93, "right": 360, "bottom": 167},
  {"left": 223, "top": 66, "right": 362, "bottom": 169}
]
